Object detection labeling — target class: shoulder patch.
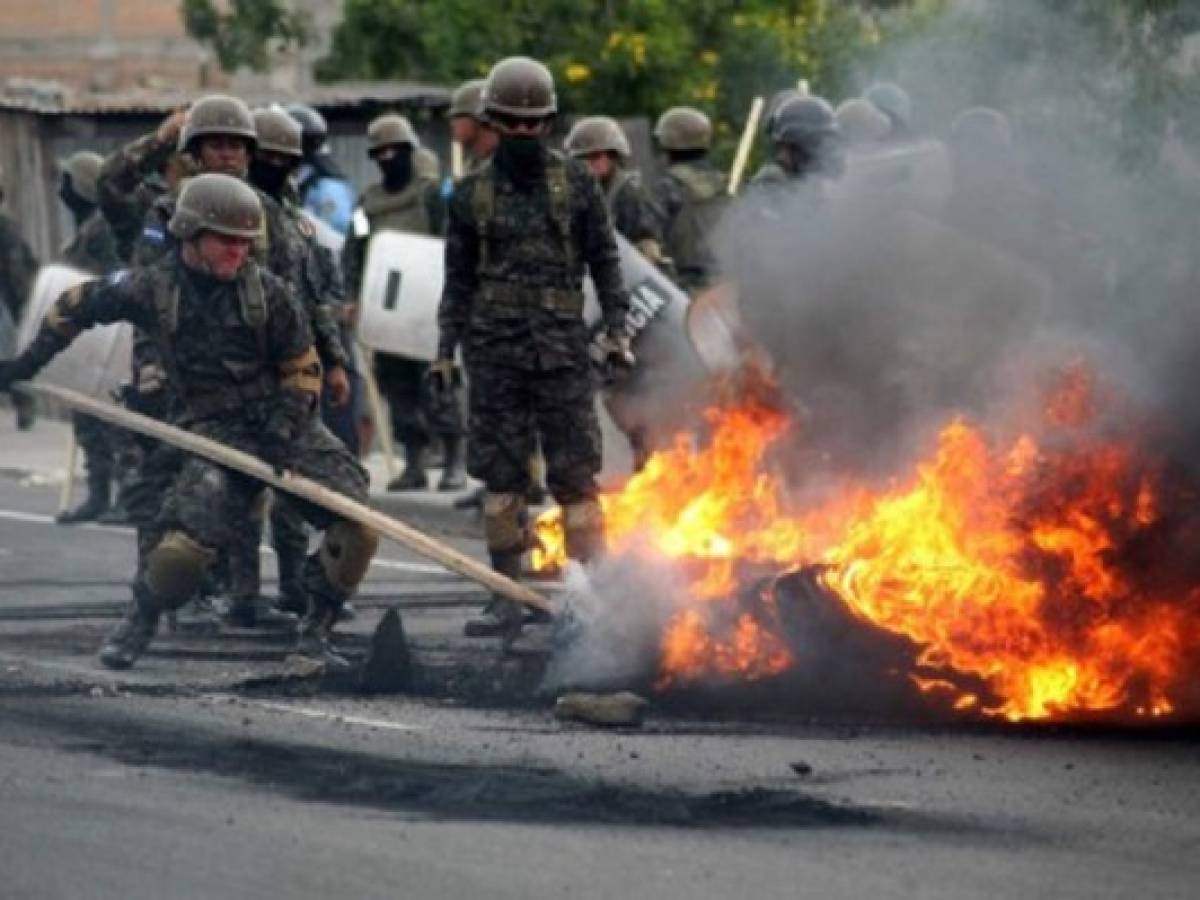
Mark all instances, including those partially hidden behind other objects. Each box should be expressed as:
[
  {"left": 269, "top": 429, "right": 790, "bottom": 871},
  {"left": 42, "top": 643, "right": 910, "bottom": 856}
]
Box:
[{"left": 141, "top": 227, "right": 166, "bottom": 244}]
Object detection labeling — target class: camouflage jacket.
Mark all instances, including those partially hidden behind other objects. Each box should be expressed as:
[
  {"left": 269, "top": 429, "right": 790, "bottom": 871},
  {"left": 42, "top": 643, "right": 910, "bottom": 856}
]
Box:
[
  {"left": 606, "top": 169, "right": 664, "bottom": 251},
  {"left": 342, "top": 177, "right": 445, "bottom": 300},
  {"left": 15, "top": 255, "right": 319, "bottom": 449},
  {"left": 135, "top": 187, "right": 348, "bottom": 373},
  {"left": 653, "top": 160, "right": 728, "bottom": 294},
  {"left": 96, "top": 131, "right": 177, "bottom": 263},
  {"left": 62, "top": 211, "right": 122, "bottom": 275},
  {"left": 439, "top": 149, "right": 627, "bottom": 370},
  {"left": 0, "top": 213, "right": 39, "bottom": 322}
]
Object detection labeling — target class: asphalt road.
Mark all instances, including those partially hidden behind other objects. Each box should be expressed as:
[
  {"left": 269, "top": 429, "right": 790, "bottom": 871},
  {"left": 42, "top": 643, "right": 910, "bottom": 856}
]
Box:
[{"left": 1, "top": 428, "right": 1198, "bottom": 899}]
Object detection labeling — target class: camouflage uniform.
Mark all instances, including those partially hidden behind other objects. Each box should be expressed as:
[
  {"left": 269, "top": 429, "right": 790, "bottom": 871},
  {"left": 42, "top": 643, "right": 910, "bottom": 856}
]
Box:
[
  {"left": 606, "top": 171, "right": 665, "bottom": 259},
  {"left": 0, "top": 213, "right": 39, "bottom": 426},
  {"left": 4, "top": 251, "right": 375, "bottom": 666},
  {"left": 439, "top": 148, "right": 627, "bottom": 559},
  {"left": 344, "top": 176, "right": 464, "bottom": 488},
  {"left": 653, "top": 160, "right": 728, "bottom": 294},
  {"left": 97, "top": 132, "right": 178, "bottom": 264}
]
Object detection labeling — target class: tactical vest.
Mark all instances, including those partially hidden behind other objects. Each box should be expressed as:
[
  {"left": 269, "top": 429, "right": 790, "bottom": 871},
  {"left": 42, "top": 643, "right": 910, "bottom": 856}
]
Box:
[
  {"left": 664, "top": 162, "right": 728, "bottom": 284},
  {"left": 149, "top": 261, "right": 273, "bottom": 419},
  {"left": 470, "top": 153, "right": 583, "bottom": 313},
  {"left": 358, "top": 179, "right": 435, "bottom": 236}
]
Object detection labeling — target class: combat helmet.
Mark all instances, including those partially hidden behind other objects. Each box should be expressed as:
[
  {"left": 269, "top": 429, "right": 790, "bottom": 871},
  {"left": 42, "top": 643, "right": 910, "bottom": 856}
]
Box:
[
  {"left": 482, "top": 57, "right": 557, "bottom": 119},
  {"left": 450, "top": 79, "right": 487, "bottom": 120},
  {"left": 565, "top": 116, "right": 631, "bottom": 158},
  {"left": 60, "top": 151, "right": 105, "bottom": 205},
  {"left": 367, "top": 113, "right": 420, "bottom": 153},
  {"left": 864, "top": 82, "right": 913, "bottom": 132},
  {"left": 835, "top": 98, "right": 891, "bottom": 145},
  {"left": 654, "top": 107, "right": 712, "bottom": 152},
  {"left": 286, "top": 103, "right": 328, "bottom": 154},
  {"left": 168, "top": 173, "right": 263, "bottom": 241},
  {"left": 179, "top": 94, "right": 257, "bottom": 153},
  {"left": 253, "top": 107, "right": 303, "bottom": 158},
  {"left": 770, "top": 96, "right": 839, "bottom": 146}
]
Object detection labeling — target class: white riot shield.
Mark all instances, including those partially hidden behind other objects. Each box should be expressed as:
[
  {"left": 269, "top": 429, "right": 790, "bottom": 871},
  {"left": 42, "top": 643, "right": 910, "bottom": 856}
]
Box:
[
  {"left": 831, "top": 139, "right": 953, "bottom": 219},
  {"left": 301, "top": 209, "right": 345, "bottom": 256},
  {"left": 18, "top": 265, "right": 131, "bottom": 398}
]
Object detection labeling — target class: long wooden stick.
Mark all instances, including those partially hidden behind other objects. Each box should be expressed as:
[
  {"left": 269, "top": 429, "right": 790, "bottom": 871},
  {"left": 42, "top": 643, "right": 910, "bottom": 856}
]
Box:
[
  {"left": 354, "top": 343, "right": 399, "bottom": 482},
  {"left": 19, "top": 382, "right": 554, "bottom": 615},
  {"left": 57, "top": 427, "right": 78, "bottom": 514},
  {"left": 728, "top": 96, "right": 765, "bottom": 196}
]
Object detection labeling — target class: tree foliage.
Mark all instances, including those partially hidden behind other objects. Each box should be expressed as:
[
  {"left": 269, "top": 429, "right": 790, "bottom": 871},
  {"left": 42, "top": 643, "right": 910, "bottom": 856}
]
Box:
[{"left": 181, "top": 0, "right": 312, "bottom": 73}]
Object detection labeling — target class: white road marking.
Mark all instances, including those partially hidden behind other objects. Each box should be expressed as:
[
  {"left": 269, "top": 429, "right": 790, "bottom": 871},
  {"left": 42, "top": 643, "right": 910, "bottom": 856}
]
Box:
[
  {"left": 0, "top": 507, "right": 449, "bottom": 576},
  {"left": 221, "top": 696, "right": 425, "bottom": 732}
]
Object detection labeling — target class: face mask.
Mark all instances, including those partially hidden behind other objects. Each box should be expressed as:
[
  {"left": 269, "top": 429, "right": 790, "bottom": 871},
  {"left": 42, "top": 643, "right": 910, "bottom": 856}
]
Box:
[
  {"left": 249, "top": 159, "right": 291, "bottom": 199},
  {"left": 378, "top": 148, "right": 413, "bottom": 191},
  {"left": 499, "top": 135, "right": 544, "bottom": 169},
  {"left": 59, "top": 178, "right": 94, "bottom": 224}
]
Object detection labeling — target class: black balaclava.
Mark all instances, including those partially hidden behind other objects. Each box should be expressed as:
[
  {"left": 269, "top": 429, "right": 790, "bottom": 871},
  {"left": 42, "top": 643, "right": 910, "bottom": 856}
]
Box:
[
  {"left": 378, "top": 145, "right": 414, "bottom": 192},
  {"left": 249, "top": 158, "right": 293, "bottom": 200},
  {"left": 494, "top": 134, "right": 546, "bottom": 189},
  {"left": 59, "top": 175, "right": 94, "bottom": 227}
]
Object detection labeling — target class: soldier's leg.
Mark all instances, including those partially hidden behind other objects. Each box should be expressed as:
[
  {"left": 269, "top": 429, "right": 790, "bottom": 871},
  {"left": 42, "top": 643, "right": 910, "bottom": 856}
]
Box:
[
  {"left": 283, "top": 425, "right": 377, "bottom": 657},
  {"left": 57, "top": 413, "right": 113, "bottom": 524},
  {"left": 268, "top": 493, "right": 310, "bottom": 616},
  {"left": 422, "top": 365, "right": 467, "bottom": 492},
  {"left": 464, "top": 364, "right": 535, "bottom": 637},
  {"left": 535, "top": 368, "right": 605, "bottom": 563},
  {"left": 381, "top": 356, "right": 432, "bottom": 491},
  {"left": 99, "top": 457, "right": 250, "bottom": 669}
]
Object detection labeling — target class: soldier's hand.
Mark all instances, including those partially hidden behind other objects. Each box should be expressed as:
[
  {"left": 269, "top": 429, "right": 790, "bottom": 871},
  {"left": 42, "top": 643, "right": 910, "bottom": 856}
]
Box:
[
  {"left": 156, "top": 107, "right": 189, "bottom": 146},
  {"left": 589, "top": 330, "right": 636, "bottom": 373},
  {"left": 426, "top": 357, "right": 460, "bottom": 397},
  {"left": 325, "top": 365, "right": 351, "bottom": 408}
]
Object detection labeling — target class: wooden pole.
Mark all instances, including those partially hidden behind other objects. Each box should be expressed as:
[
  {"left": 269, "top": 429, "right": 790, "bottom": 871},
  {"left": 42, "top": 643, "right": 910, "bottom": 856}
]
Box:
[
  {"left": 354, "top": 342, "right": 399, "bottom": 482},
  {"left": 19, "top": 382, "right": 555, "bottom": 615},
  {"left": 57, "top": 426, "right": 78, "bottom": 514},
  {"left": 728, "top": 96, "right": 765, "bottom": 197}
]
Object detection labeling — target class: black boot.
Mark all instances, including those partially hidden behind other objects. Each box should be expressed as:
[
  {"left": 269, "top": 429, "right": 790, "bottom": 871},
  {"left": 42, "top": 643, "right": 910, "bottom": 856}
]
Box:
[
  {"left": 463, "top": 551, "right": 525, "bottom": 638},
  {"left": 437, "top": 436, "right": 467, "bottom": 492},
  {"left": 56, "top": 472, "right": 111, "bottom": 525},
  {"left": 98, "top": 586, "right": 161, "bottom": 670},
  {"left": 293, "top": 553, "right": 352, "bottom": 670},
  {"left": 387, "top": 443, "right": 429, "bottom": 491}
]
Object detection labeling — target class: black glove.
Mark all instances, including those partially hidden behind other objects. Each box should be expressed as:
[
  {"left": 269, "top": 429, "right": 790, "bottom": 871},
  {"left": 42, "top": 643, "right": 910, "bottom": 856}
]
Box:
[{"left": 426, "top": 357, "right": 461, "bottom": 397}]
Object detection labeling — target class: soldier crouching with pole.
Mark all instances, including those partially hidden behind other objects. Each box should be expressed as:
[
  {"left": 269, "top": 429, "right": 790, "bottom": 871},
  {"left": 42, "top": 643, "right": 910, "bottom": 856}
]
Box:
[
  {"left": 0, "top": 174, "right": 378, "bottom": 670},
  {"left": 434, "top": 57, "right": 632, "bottom": 638}
]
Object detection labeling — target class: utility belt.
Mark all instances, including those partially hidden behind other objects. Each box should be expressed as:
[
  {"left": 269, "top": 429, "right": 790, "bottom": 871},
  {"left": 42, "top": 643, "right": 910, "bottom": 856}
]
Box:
[
  {"left": 182, "top": 372, "right": 277, "bottom": 420},
  {"left": 478, "top": 280, "right": 584, "bottom": 315}
]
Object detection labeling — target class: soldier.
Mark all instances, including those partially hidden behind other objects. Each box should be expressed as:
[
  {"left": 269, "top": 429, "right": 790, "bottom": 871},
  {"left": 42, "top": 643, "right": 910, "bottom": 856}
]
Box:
[
  {"left": 0, "top": 175, "right": 378, "bottom": 669},
  {"left": 564, "top": 115, "right": 665, "bottom": 264},
  {"left": 343, "top": 113, "right": 465, "bottom": 492},
  {"left": 435, "top": 56, "right": 631, "bottom": 637},
  {"left": 652, "top": 106, "right": 728, "bottom": 294},
  {"left": 863, "top": 81, "right": 913, "bottom": 142},
  {"left": 56, "top": 151, "right": 126, "bottom": 524},
  {"left": 747, "top": 95, "right": 845, "bottom": 203},
  {"left": 449, "top": 79, "right": 498, "bottom": 168},
  {"left": 287, "top": 103, "right": 355, "bottom": 234},
  {"left": 0, "top": 163, "right": 40, "bottom": 430},
  {"left": 835, "top": 97, "right": 891, "bottom": 149}
]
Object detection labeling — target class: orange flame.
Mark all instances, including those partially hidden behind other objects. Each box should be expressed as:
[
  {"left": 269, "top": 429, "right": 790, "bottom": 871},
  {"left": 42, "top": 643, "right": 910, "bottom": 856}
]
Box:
[{"left": 534, "top": 363, "right": 1200, "bottom": 721}]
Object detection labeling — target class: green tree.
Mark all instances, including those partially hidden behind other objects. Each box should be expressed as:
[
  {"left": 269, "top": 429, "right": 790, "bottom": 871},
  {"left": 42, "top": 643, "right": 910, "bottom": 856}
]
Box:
[{"left": 181, "top": 0, "right": 312, "bottom": 72}]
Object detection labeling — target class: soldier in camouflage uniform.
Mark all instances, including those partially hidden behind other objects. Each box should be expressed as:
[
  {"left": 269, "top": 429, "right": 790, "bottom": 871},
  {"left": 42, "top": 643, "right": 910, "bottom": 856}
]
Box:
[
  {"left": 651, "top": 107, "right": 728, "bottom": 295},
  {"left": 343, "top": 113, "right": 466, "bottom": 492},
  {"left": 449, "top": 79, "right": 498, "bottom": 169},
  {"left": 863, "top": 81, "right": 914, "bottom": 143},
  {"left": 0, "top": 175, "right": 377, "bottom": 670},
  {"left": 436, "top": 57, "right": 631, "bottom": 637},
  {"left": 565, "top": 116, "right": 665, "bottom": 265},
  {"left": 56, "top": 151, "right": 128, "bottom": 524},
  {"left": 746, "top": 95, "right": 844, "bottom": 210},
  {"left": 0, "top": 164, "right": 40, "bottom": 430}
]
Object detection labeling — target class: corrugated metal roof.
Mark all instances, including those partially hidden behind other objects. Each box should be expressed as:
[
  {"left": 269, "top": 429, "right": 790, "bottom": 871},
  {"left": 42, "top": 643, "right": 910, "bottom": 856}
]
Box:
[{"left": 0, "top": 81, "right": 450, "bottom": 116}]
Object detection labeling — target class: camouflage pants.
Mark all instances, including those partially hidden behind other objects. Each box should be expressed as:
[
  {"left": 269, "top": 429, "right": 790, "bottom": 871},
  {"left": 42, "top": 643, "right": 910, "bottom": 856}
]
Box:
[
  {"left": 73, "top": 412, "right": 117, "bottom": 488},
  {"left": 229, "top": 489, "right": 310, "bottom": 601},
  {"left": 376, "top": 353, "right": 463, "bottom": 448},
  {"left": 466, "top": 361, "right": 601, "bottom": 503}
]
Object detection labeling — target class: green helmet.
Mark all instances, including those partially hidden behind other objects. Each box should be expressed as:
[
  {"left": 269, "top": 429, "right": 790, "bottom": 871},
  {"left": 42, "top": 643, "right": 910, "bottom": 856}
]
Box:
[
  {"left": 60, "top": 150, "right": 105, "bottom": 204},
  {"left": 179, "top": 94, "right": 257, "bottom": 153},
  {"left": 450, "top": 79, "right": 486, "bottom": 120},
  {"left": 253, "top": 107, "right": 302, "bottom": 157},
  {"left": 835, "top": 98, "right": 890, "bottom": 145},
  {"left": 864, "top": 82, "right": 913, "bottom": 131},
  {"left": 483, "top": 56, "right": 557, "bottom": 119},
  {"left": 565, "top": 116, "right": 630, "bottom": 158},
  {"left": 770, "top": 96, "right": 838, "bottom": 146},
  {"left": 654, "top": 107, "right": 712, "bottom": 152},
  {"left": 168, "top": 173, "right": 263, "bottom": 241},
  {"left": 367, "top": 113, "right": 419, "bottom": 153}
]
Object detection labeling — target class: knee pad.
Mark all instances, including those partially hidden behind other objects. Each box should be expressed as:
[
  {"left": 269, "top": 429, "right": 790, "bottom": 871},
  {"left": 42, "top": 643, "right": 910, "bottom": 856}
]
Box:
[
  {"left": 145, "top": 529, "right": 216, "bottom": 607},
  {"left": 563, "top": 498, "right": 605, "bottom": 562},
  {"left": 483, "top": 492, "right": 527, "bottom": 554},
  {"left": 318, "top": 520, "right": 379, "bottom": 593}
]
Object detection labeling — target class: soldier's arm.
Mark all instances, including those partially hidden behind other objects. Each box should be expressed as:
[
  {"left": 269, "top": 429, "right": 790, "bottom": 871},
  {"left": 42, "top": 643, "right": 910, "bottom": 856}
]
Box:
[
  {"left": 436, "top": 183, "right": 479, "bottom": 358},
  {"left": 264, "top": 282, "right": 321, "bottom": 441},
  {"left": 6, "top": 271, "right": 153, "bottom": 383},
  {"left": 97, "top": 131, "right": 176, "bottom": 258},
  {"left": 578, "top": 172, "right": 629, "bottom": 333},
  {"left": 0, "top": 219, "right": 39, "bottom": 321},
  {"left": 132, "top": 202, "right": 174, "bottom": 268},
  {"left": 300, "top": 242, "right": 350, "bottom": 370}
]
